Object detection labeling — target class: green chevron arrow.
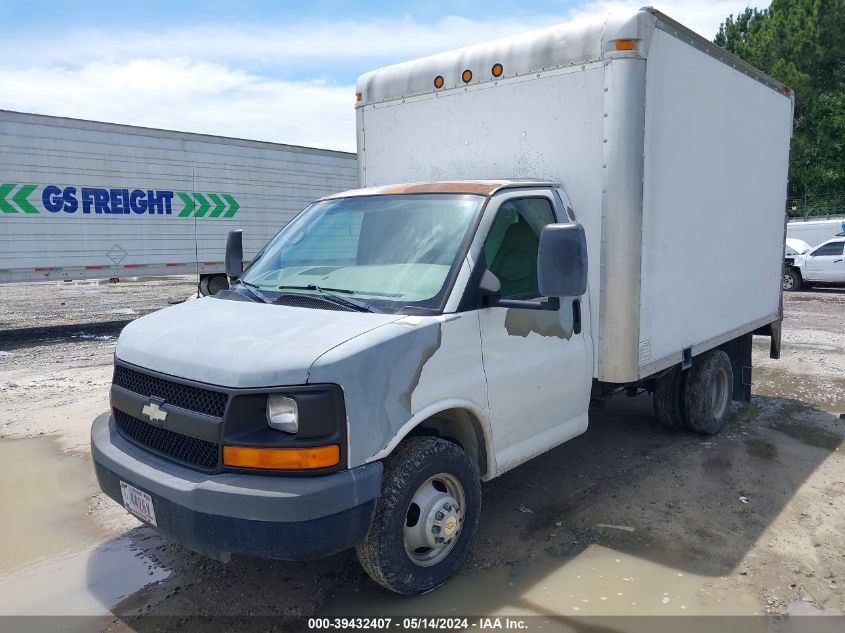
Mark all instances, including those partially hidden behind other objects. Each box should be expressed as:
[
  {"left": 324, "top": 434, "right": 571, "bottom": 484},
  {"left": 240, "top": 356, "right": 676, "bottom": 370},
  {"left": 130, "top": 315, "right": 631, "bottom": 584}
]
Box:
[
  {"left": 222, "top": 193, "right": 240, "bottom": 218},
  {"left": 13, "top": 184, "right": 39, "bottom": 213},
  {"left": 207, "top": 193, "right": 225, "bottom": 218},
  {"left": 193, "top": 193, "right": 210, "bottom": 217},
  {"left": 176, "top": 192, "right": 195, "bottom": 217},
  {"left": 0, "top": 184, "right": 16, "bottom": 213}
]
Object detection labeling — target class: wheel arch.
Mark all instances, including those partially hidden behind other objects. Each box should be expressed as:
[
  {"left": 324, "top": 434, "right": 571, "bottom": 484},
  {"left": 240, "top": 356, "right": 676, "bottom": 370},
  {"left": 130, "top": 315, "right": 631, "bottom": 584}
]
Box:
[{"left": 364, "top": 401, "right": 496, "bottom": 480}]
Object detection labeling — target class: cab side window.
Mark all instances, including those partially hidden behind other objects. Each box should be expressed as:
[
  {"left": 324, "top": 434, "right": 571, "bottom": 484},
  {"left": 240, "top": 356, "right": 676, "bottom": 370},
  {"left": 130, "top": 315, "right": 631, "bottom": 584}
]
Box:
[
  {"left": 483, "top": 197, "right": 556, "bottom": 298},
  {"left": 811, "top": 241, "right": 844, "bottom": 257}
]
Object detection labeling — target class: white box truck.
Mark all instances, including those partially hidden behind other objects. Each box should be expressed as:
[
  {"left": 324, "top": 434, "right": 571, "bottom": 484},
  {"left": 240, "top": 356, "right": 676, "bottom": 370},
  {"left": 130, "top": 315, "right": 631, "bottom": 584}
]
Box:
[
  {"left": 91, "top": 8, "right": 793, "bottom": 594},
  {"left": 0, "top": 110, "right": 358, "bottom": 293}
]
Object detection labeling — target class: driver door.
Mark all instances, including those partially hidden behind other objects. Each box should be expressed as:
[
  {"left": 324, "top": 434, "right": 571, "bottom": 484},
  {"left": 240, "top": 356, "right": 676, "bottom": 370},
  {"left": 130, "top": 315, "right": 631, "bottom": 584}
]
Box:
[{"left": 475, "top": 190, "right": 591, "bottom": 474}]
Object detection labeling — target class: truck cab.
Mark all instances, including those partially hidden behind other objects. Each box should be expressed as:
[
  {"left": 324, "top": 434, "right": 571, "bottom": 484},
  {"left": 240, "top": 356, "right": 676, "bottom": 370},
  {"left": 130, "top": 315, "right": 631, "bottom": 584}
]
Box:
[{"left": 92, "top": 180, "right": 594, "bottom": 594}]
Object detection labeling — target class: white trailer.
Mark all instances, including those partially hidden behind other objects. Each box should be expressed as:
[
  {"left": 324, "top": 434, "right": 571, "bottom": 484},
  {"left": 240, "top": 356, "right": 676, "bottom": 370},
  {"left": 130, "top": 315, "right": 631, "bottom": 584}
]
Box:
[
  {"left": 91, "top": 8, "right": 792, "bottom": 595},
  {"left": 786, "top": 218, "right": 845, "bottom": 248},
  {"left": 0, "top": 110, "right": 357, "bottom": 292}
]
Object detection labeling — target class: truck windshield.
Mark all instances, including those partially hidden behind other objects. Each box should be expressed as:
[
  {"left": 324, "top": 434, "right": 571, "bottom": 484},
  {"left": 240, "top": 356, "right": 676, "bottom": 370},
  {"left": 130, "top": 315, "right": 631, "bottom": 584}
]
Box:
[{"left": 238, "top": 193, "right": 485, "bottom": 313}]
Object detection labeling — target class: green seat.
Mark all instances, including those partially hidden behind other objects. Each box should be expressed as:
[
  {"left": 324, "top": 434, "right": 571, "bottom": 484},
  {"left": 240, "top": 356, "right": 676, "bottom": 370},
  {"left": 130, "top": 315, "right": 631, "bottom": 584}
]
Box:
[{"left": 490, "top": 218, "right": 540, "bottom": 298}]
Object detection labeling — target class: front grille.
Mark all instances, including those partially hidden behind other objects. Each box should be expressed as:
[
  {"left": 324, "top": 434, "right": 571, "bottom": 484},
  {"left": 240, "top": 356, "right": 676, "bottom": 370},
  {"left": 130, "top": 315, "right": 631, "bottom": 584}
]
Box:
[
  {"left": 274, "top": 294, "right": 354, "bottom": 311},
  {"left": 113, "top": 365, "right": 228, "bottom": 418},
  {"left": 114, "top": 409, "right": 219, "bottom": 470}
]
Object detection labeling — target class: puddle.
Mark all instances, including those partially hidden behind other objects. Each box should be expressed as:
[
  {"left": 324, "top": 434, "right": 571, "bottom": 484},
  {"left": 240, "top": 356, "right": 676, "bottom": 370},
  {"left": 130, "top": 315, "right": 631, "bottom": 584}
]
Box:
[
  {"left": 769, "top": 420, "right": 843, "bottom": 451},
  {"left": 0, "top": 437, "right": 169, "bottom": 615},
  {"left": 0, "top": 436, "right": 101, "bottom": 573},
  {"left": 0, "top": 537, "right": 168, "bottom": 615},
  {"left": 745, "top": 437, "right": 779, "bottom": 460},
  {"left": 323, "top": 545, "right": 761, "bottom": 618},
  {"left": 753, "top": 367, "right": 845, "bottom": 413}
]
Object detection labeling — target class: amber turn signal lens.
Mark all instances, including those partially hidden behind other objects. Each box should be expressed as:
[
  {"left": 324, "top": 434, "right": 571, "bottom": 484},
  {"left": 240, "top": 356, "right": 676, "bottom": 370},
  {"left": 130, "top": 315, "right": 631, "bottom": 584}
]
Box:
[
  {"left": 223, "top": 445, "right": 340, "bottom": 470},
  {"left": 491, "top": 63, "right": 504, "bottom": 77},
  {"left": 433, "top": 75, "right": 445, "bottom": 89},
  {"left": 355, "top": 92, "right": 363, "bottom": 102},
  {"left": 462, "top": 69, "right": 473, "bottom": 83},
  {"left": 615, "top": 39, "right": 635, "bottom": 51}
]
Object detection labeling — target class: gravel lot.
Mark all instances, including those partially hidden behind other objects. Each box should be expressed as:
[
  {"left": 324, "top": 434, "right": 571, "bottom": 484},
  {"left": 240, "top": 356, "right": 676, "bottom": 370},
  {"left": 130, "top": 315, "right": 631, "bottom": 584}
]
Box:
[{"left": 0, "top": 278, "right": 842, "bottom": 630}]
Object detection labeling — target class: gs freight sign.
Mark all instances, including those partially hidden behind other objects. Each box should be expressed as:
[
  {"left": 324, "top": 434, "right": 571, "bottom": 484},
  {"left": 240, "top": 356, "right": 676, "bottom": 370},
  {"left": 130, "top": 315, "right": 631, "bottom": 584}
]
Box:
[{"left": 0, "top": 183, "right": 240, "bottom": 218}]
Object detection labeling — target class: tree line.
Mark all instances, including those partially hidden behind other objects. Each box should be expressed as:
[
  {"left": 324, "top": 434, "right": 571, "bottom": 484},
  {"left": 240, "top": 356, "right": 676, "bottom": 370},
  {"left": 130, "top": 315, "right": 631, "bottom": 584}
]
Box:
[{"left": 714, "top": 0, "right": 844, "bottom": 199}]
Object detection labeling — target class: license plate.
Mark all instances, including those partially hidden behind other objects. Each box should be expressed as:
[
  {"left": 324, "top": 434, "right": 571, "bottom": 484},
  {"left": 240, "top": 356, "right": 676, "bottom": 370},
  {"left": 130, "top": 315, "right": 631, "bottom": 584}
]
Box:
[{"left": 120, "top": 481, "right": 157, "bottom": 526}]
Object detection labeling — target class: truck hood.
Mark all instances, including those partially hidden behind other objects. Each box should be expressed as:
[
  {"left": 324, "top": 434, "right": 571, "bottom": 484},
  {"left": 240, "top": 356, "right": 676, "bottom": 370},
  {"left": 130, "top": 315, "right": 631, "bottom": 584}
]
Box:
[{"left": 115, "top": 296, "right": 403, "bottom": 388}]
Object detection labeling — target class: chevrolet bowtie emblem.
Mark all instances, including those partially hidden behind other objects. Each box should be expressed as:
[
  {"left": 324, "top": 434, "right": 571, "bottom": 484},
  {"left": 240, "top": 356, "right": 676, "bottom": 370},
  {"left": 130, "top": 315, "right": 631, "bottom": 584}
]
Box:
[{"left": 141, "top": 399, "right": 168, "bottom": 425}]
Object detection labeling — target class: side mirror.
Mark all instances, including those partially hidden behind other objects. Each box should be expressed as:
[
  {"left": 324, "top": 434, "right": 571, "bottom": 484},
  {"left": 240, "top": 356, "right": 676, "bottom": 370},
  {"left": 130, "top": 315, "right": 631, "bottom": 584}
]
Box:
[
  {"left": 538, "top": 223, "right": 588, "bottom": 297},
  {"left": 225, "top": 230, "right": 244, "bottom": 280}
]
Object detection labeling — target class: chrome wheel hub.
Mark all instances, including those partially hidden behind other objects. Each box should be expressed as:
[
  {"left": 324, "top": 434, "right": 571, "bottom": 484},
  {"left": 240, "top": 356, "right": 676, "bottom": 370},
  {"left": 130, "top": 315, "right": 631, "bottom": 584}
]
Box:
[{"left": 403, "top": 474, "right": 465, "bottom": 567}]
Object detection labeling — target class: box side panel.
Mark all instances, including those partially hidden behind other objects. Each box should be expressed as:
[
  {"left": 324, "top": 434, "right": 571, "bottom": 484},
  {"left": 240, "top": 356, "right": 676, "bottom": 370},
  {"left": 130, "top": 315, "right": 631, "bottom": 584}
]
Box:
[
  {"left": 0, "top": 115, "right": 358, "bottom": 281},
  {"left": 360, "top": 66, "right": 606, "bottom": 356},
  {"left": 638, "top": 29, "right": 792, "bottom": 374}
]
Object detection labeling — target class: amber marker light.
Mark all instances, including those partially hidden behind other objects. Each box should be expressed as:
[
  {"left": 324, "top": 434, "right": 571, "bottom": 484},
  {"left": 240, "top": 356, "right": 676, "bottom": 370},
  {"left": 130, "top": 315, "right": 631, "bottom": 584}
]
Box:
[
  {"left": 491, "top": 63, "right": 504, "bottom": 77},
  {"left": 462, "top": 69, "right": 473, "bottom": 83},
  {"left": 223, "top": 445, "right": 340, "bottom": 470},
  {"left": 355, "top": 92, "right": 363, "bottom": 102},
  {"left": 615, "top": 39, "right": 636, "bottom": 51},
  {"left": 434, "top": 75, "right": 445, "bottom": 89}
]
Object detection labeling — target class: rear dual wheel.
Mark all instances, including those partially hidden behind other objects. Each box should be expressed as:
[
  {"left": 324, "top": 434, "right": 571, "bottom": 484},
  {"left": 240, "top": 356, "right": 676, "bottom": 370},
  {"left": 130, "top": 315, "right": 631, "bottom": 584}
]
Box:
[{"left": 653, "top": 349, "right": 733, "bottom": 435}]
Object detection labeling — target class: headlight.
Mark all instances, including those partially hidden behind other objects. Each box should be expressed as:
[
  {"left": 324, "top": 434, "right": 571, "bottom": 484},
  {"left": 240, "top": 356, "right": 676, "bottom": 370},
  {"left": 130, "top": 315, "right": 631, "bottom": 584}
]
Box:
[{"left": 266, "top": 394, "right": 298, "bottom": 433}]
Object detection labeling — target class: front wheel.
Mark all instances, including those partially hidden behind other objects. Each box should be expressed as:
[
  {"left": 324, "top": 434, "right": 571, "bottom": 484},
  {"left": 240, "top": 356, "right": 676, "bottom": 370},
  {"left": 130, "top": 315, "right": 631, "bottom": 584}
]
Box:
[
  {"left": 782, "top": 268, "right": 802, "bottom": 292},
  {"left": 356, "top": 437, "right": 481, "bottom": 594}
]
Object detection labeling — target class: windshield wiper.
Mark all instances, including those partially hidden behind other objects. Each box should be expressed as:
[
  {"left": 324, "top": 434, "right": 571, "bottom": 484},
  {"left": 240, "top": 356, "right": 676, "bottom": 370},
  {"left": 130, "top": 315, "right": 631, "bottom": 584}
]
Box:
[
  {"left": 277, "top": 284, "right": 375, "bottom": 313},
  {"left": 236, "top": 280, "right": 274, "bottom": 304}
]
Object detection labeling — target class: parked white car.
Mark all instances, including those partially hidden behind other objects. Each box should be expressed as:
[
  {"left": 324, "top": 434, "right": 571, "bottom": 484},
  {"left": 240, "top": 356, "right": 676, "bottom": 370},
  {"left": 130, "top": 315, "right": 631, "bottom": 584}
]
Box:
[{"left": 783, "top": 237, "right": 845, "bottom": 291}]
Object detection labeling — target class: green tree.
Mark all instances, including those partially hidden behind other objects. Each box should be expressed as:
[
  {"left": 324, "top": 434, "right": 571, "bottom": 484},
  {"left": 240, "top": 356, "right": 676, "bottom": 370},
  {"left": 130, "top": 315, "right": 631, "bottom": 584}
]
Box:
[{"left": 715, "top": 0, "right": 845, "bottom": 197}]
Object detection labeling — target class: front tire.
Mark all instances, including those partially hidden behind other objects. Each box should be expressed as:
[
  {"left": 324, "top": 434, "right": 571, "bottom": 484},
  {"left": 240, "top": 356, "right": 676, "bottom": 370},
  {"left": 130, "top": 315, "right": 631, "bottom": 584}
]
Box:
[
  {"left": 782, "top": 268, "right": 802, "bottom": 292},
  {"left": 683, "top": 350, "right": 733, "bottom": 435},
  {"left": 356, "top": 437, "right": 481, "bottom": 595}
]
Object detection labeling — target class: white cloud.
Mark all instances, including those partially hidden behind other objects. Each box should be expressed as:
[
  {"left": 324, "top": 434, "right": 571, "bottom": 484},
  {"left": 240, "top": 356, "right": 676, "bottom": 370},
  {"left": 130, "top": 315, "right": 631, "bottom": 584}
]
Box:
[
  {"left": 0, "top": 2, "right": 759, "bottom": 151},
  {"left": 0, "top": 60, "right": 356, "bottom": 151},
  {"left": 567, "top": 1, "right": 753, "bottom": 39}
]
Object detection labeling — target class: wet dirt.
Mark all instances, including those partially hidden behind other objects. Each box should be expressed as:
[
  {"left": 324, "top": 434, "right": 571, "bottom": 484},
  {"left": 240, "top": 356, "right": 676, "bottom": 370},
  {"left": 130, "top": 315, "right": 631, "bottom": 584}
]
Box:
[
  {"left": 0, "top": 282, "right": 843, "bottom": 629},
  {"left": 0, "top": 436, "right": 168, "bottom": 616},
  {"left": 325, "top": 544, "right": 760, "bottom": 616}
]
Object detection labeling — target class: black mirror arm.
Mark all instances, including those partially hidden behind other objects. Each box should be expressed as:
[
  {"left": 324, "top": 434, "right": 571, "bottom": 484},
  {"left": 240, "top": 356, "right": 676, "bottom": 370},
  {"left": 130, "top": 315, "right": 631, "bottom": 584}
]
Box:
[{"left": 489, "top": 296, "right": 560, "bottom": 311}]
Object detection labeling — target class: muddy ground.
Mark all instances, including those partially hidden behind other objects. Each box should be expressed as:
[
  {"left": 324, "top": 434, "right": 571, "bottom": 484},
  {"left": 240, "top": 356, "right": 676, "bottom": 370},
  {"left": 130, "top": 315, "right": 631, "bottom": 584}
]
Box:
[{"left": 0, "top": 278, "right": 843, "bottom": 631}]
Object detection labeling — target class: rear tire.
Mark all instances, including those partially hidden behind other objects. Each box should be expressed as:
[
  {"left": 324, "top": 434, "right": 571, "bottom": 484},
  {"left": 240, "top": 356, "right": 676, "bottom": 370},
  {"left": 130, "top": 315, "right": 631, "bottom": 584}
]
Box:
[
  {"left": 206, "top": 274, "right": 229, "bottom": 295},
  {"left": 654, "top": 366, "right": 687, "bottom": 429},
  {"left": 356, "top": 437, "right": 481, "bottom": 595},
  {"left": 683, "top": 350, "right": 733, "bottom": 435},
  {"left": 782, "top": 268, "right": 802, "bottom": 292}
]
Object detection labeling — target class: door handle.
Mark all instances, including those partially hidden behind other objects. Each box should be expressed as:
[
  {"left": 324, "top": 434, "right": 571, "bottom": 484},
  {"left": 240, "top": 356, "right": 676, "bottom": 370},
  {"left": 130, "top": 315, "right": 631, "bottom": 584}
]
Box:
[
  {"left": 572, "top": 299, "right": 582, "bottom": 335},
  {"left": 834, "top": 259, "right": 843, "bottom": 263}
]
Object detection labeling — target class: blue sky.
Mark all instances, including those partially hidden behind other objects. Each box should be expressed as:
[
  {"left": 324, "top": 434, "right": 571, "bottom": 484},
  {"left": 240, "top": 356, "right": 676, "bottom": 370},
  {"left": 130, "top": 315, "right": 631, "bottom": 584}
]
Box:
[{"left": 0, "top": 1, "right": 761, "bottom": 150}]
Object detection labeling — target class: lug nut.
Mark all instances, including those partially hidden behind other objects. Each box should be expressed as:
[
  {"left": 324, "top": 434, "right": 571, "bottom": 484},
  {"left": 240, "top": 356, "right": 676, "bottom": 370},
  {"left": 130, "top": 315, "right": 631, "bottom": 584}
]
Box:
[
  {"left": 435, "top": 537, "right": 444, "bottom": 544},
  {"left": 432, "top": 525, "right": 441, "bottom": 534},
  {"left": 435, "top": 511, "right": 445, "bottom": 520}
]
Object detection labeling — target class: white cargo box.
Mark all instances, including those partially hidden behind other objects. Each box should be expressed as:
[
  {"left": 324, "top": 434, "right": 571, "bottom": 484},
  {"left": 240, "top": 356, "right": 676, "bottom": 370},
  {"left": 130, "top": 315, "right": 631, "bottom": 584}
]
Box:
[{"left": 355, "top": 7, "right": 793, "bottom": 383}]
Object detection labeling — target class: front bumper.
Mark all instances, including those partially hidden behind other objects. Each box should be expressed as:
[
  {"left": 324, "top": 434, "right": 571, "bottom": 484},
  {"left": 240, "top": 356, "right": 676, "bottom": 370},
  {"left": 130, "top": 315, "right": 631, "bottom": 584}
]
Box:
[{"left": 91, "top": 412, "right": 382, "bottom": 561}]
